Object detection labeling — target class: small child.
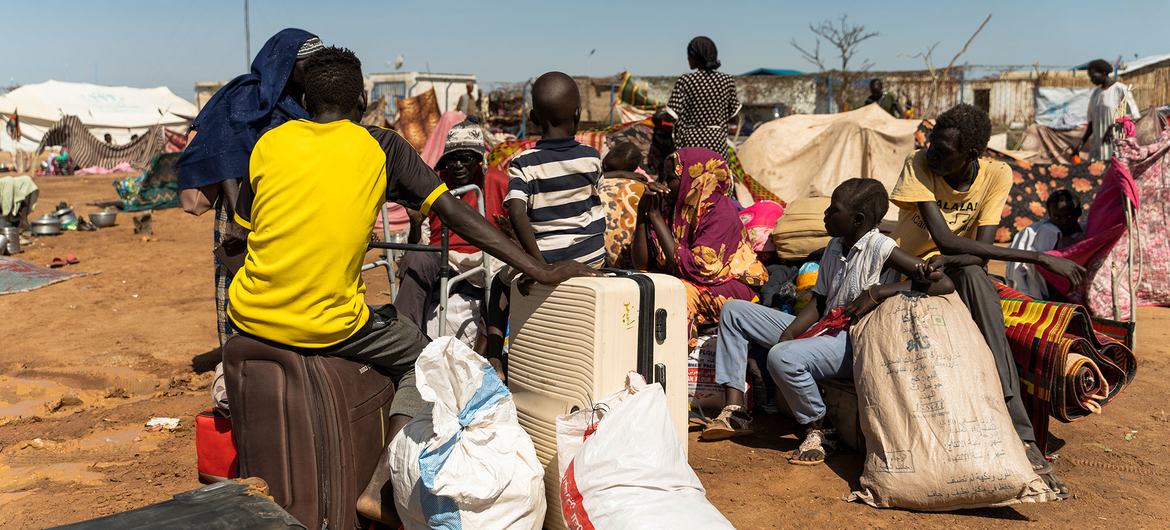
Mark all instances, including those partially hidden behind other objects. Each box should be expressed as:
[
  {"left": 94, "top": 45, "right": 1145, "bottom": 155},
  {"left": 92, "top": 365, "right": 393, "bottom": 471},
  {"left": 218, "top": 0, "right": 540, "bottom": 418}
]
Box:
[
  {"left": 601, "top": 142, "right": 649, "bottom": 267},
  {"left": 484, "top": 71, "right": 606, "bottom": 373},
  {"left": 703, "top": 179, "right": 955, "bottom": 467},
  {"left": 602, "top": 142, "right": 646, "bottom": 179},
  {"left": 1006, "top": 189, "right": 1085, "bottom": 299}
]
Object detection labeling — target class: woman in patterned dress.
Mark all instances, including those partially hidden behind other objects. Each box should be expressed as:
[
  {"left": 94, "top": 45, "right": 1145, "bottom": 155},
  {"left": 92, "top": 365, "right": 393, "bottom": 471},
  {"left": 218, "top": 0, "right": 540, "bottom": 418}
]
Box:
[
  {"left": 632, "top": 148, "right": 767, "bottom": 336},
  {"left": 665, "top": 36, "right": 741, "bottom": 155}
]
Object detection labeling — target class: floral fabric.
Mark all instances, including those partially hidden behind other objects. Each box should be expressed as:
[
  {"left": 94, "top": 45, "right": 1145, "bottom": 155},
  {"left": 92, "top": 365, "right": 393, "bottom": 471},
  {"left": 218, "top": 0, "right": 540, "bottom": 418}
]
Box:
[
  {"left": 998, "top": 158, "right": 1106, "bottom": 242},
  {"left": 600, "top": 177, "right": 646, "bottom": 267}
]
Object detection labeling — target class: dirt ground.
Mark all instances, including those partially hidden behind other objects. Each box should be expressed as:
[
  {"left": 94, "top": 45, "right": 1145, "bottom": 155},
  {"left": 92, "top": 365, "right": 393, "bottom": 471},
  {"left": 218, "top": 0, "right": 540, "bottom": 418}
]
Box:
[{"left": 2, "top": 174, "right": 1168, "bottom": 529}]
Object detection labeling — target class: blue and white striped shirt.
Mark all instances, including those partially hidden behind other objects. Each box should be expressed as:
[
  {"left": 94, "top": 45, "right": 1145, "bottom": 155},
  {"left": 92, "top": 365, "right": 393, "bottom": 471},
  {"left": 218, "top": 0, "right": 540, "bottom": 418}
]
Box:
[{"left": 505, "top": 138, "right": 606, "bottom": 266}]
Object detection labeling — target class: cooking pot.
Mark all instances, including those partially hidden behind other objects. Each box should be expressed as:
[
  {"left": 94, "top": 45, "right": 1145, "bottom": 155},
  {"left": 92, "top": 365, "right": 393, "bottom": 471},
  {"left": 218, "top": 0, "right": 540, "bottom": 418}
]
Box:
[
  {"left": 54, "top": 207, "right": 78, "bottom": 226},
  {"left": 31, "top": 215, "right": 61, "bottom": 236},
  {"left": 89, "top": 211, "right": 117, "bottom": 228},
  {"left": 1, "top": 227, "right": 19, "bottom": 253}
]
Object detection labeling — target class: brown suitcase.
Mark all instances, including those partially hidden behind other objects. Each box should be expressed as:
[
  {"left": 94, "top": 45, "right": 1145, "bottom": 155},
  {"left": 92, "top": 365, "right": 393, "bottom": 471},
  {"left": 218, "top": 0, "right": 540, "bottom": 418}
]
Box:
[{"left": 223, "top": 335, "right": 397, "bottom": 529}]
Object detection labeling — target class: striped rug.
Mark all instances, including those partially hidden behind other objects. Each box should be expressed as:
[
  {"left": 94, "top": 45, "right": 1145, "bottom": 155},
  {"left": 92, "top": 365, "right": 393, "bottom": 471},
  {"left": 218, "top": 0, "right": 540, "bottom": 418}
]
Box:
[{"left": 996, "top": 282, "right": 1138, "bottom": 452}]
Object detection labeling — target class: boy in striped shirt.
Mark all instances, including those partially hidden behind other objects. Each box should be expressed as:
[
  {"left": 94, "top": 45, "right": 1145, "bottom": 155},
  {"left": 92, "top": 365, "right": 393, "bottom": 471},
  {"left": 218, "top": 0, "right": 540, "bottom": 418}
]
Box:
[{"left": 484, "top": 71, "right": 606, "bottom": 373}]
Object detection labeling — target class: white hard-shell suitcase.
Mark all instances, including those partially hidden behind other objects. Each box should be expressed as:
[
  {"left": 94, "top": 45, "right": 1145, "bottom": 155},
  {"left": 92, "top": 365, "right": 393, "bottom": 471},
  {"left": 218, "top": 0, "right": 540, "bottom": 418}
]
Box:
[{"left": 507, "top": 270, "right": 689, "bottom": 530}]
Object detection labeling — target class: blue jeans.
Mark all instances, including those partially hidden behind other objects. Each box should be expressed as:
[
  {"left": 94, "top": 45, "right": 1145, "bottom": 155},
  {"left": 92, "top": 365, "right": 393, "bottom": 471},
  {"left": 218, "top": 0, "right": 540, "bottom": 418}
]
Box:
[{"left": 715, "top": 300, "right": 852, "bottom": 424}]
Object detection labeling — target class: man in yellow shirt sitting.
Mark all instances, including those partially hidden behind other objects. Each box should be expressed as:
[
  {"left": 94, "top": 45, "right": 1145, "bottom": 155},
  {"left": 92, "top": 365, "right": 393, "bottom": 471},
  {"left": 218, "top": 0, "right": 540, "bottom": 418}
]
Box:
[
  {"left": 889, "top": 103, "right": 1084, "bottom": 498},
  {"left": 227, "top": 46, "right": 596, "bottom": 524}
]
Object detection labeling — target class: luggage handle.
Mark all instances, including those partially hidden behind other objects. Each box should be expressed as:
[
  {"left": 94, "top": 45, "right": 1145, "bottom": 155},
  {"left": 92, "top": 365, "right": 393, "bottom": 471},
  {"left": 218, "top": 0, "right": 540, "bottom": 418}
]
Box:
[{"left": 601, "top": 269, "right": 656, "bottom": 382}]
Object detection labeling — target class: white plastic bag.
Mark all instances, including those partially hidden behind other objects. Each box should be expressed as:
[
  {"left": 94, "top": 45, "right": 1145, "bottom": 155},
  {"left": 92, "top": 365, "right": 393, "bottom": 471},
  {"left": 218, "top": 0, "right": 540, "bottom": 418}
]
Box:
[
  {"left": 389, "top": 337, "right": 546, "bottom": 529},
  {"left": 424, "top": 291, "right": 482, "bottom": 349},
  {"left": 556, "top": 373, "right": 734, "bottom": 530}
]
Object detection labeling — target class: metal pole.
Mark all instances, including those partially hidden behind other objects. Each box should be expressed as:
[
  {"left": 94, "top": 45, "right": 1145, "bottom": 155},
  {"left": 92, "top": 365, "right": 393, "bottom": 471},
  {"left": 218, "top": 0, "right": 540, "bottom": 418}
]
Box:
[
  {"left": 244, "top": 0, "right": 252, "bottom": 71},
  {"left": 609, "top": 80, "right": 615, "bottom": 126},
  {"left": 958, "top": 64, "right": 967, "bottom": 105},
  {"left": 519, "top": 79, "right": 531, "bottom": 138},
  {"left": 438, "top": 226, "right": 450, "bottom": 337}
]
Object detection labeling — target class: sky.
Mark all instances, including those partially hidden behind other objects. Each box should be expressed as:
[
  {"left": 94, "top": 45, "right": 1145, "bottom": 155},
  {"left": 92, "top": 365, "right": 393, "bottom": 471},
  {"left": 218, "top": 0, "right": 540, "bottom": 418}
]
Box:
[{"left": 6, "top": 0, "right": 1170, "bottom": 100}]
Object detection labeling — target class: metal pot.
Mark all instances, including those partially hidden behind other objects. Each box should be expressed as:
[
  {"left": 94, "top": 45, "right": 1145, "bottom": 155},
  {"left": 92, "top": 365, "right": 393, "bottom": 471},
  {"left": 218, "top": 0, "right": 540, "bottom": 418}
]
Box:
[
  {"left": 54, "top": 207, "right": 78, "bottom": 226},
  {"left": 89, "top": 211, "right": 117, "bottom": 228},
  {"left": 31, "top": 215, "right": 61, "bottom": 236},
  {"left": 1, "top": 227, "right": 19, "bottom": 253}
]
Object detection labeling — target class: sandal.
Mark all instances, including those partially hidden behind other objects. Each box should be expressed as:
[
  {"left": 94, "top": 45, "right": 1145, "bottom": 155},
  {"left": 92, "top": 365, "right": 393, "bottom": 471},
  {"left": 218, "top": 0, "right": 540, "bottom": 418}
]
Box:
[
  {"left": 689, "top": 409, "right": 713, "bottom": 429},
  {"left": 789, "top": 428, "right": 836, "bottom": 466},
  {"left": 700, "top": 405, "right": 754, "bottom": 441},
  {"left": 49, "top": 257, "right": 66, "bottom": 268},
  {"left": 64, "top": 254, "right": 79, "bottom": 265}
]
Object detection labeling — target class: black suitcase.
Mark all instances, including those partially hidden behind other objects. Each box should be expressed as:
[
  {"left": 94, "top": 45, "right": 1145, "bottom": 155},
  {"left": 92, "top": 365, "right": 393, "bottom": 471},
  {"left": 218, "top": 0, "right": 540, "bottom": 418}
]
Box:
[
  {"left": 223, "top": 335, "right": 397, "bottom": 529},
  {"left": 52, "top": 481, "right": 304, "bottom": 529}
]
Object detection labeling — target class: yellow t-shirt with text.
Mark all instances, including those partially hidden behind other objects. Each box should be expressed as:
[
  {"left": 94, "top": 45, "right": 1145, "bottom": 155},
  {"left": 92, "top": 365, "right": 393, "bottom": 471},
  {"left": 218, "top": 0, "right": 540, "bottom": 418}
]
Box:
[{"left": 889, "top": 150, "right": 1011, "bottom": 259}]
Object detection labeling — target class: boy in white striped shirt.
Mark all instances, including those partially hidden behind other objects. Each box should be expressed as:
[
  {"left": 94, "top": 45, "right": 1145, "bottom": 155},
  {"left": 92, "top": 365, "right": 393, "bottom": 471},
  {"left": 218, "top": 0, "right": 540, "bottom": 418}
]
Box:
[
  {"left": 504, "top": 71, "right": 606, "bottom": 266},
  {"left": 484, "top": 71, "right": 606, "bottom": 375}
]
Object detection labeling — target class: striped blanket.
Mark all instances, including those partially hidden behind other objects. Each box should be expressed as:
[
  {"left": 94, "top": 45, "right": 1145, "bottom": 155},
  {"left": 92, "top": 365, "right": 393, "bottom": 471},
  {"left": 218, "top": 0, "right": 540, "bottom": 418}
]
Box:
[
  {"left": 485, "top": 119, "right": 652, "bottom": 172},
  {"left": 995, "top": 282, "right": 1137, "bottom": 452},
  {"left": 36, "top": 115, "right": 166, "bottom": 170}
]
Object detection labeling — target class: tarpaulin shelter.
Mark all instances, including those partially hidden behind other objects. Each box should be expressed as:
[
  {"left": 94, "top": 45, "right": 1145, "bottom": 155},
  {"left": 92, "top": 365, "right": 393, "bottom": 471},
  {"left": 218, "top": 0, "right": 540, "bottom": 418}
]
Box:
[
  {"left": 0, "top": 80, "right": 195, "bottom": 148},
  {"left": 1017, "top": 124, "right": 1087, "bottom": 164},
  {"left": 37, "top": 115, "right": 166, "bottom": 170},
  {"left": 736, "top": 105, "right": 921, "bottom": 206},
  {"left": 1035, "top": 87, "right": 1091, "bottom": 130}
]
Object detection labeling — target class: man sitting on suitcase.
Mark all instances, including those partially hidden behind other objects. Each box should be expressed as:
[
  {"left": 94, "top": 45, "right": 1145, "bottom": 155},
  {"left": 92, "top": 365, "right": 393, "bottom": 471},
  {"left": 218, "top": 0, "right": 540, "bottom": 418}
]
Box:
[{"left": 227, "top": 46, "right": 597, "bottom": 525}]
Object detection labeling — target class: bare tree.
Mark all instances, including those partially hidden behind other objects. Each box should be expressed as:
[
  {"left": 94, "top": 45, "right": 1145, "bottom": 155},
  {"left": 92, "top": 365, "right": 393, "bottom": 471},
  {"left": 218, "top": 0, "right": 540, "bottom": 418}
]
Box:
[
  {"left": 907, "top": 14, "right": 992, "bottom": 118},
  {"left": 791, "top": 15, "right": 879, "bottom": 111}
]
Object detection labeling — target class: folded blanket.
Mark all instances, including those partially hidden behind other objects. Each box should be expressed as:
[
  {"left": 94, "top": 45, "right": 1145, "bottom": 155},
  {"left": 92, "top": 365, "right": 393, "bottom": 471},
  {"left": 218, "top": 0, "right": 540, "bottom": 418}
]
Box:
[{"left": 995, "top": 282, "right": 1137, "bottom": 453}]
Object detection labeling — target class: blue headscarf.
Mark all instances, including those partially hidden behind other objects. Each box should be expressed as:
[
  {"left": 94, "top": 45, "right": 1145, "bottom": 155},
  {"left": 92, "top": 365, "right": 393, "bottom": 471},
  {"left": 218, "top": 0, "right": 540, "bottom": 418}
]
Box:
[{"left": 177, "top": 28, "right": 316, "bottom": 190}]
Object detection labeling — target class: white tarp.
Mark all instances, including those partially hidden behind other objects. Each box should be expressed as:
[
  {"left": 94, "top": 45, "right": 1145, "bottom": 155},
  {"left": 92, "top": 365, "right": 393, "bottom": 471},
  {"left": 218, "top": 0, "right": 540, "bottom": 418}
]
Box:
[
  {"left": 737, "top": 105, "right": 921, "bottom": 205},
  {"left": 0, "top": 80, "right": 196, "bottom": 145},
  {"left": 1035, "top": 87, "right": 1091, "bottom": 130}
]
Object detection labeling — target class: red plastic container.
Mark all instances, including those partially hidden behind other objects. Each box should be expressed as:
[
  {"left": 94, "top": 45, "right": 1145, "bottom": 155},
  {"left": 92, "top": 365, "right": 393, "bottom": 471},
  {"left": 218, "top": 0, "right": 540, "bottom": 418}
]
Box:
[{"left": 195, "top": 408, "right": 238, "bottom": 483}]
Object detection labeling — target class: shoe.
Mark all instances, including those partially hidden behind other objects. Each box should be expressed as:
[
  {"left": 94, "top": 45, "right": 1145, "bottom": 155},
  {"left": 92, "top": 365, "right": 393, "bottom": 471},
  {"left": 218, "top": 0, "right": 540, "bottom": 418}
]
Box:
[{"left": 700, "top": 405, "right": 754, "bottom": 441}]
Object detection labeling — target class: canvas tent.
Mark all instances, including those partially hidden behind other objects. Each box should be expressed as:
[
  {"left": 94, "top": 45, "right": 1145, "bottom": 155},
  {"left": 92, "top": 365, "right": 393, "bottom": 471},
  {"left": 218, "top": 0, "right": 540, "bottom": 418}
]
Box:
[
  {"left": 0, "top": 80, "right": 195, "bottom": 149},
  {"left": 737, "top": 105, "right": 922, "bottom": 205}
]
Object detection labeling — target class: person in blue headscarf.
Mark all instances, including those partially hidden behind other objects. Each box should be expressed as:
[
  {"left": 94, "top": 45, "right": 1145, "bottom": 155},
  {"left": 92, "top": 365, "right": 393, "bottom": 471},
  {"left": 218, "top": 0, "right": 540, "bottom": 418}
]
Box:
[{"left": 179, "top": 28, "right": 322, "bottom": 351}]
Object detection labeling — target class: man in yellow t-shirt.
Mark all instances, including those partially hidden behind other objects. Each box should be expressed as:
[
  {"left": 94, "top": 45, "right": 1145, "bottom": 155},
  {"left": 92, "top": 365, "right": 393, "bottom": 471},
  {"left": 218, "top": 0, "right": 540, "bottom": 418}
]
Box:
[
  {"left": 227, "top": 47, "right": 597, "bottom": 525},
  {"left": 889, "top": 104, "right": 1084, "bottom": 498}
]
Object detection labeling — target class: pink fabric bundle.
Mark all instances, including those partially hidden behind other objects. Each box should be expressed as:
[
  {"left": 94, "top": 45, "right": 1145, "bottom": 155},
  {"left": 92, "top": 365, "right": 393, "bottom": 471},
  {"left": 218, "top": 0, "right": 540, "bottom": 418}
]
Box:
[
  {"left": 420, "top": 111, "right": 467, "bottom": 168},
  {"left": 1041, "top": 122, "right": 1141, "bottom": 297},
  {"left": 75, "top": 162, "right": 136, "bottom": 175},
  {"left": 738, "top": 200, "right": 785, "bottom": 251}
]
